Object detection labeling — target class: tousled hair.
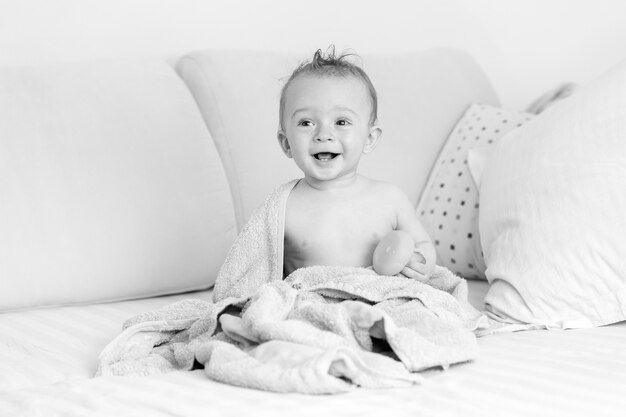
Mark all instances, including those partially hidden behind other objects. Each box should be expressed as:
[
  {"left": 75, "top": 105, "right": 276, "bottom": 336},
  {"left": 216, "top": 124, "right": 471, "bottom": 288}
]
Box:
[{"left": 279, "top": 46, "right": 378, "bottom": 130}]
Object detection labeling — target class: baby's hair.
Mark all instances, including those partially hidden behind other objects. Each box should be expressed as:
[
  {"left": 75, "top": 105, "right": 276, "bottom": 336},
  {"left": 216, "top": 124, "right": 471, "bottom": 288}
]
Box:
[{"left": 279, "top": 46, "right": 378, "bottom": 129}]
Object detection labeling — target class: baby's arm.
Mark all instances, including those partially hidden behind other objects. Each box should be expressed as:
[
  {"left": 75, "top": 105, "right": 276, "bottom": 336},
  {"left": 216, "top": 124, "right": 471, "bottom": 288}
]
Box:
[{"left": 393, "top": 189, "right": 436, "bottom": 281}]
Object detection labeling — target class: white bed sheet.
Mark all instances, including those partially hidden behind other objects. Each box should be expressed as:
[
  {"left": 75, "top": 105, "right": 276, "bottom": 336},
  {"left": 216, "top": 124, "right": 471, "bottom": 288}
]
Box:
[{"left": 1, "top": 281, "right": 625, "bottom": 417}]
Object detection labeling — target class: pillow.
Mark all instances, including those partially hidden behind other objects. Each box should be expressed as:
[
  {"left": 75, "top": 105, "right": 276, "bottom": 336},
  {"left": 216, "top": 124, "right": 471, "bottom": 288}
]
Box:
[
  {"left": 0, "top": 60, "right": 237, "bottom": 311},
  {"left": 479, "top": 58, "right": 626, "bottom": 328},
  {"left": 526, "top": 82, "right": 579, "bottom": 114},
  {"left": 467, "top": 145, "right": 494, "bottom": 189},
  {"left": 416, "top": 103, "right": 533, "bottom": 279}
]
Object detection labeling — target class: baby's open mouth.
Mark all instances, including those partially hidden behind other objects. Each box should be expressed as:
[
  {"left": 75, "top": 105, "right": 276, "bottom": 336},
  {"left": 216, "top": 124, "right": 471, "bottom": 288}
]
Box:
[{"left": 313, "top": 152, "right": 339, "bottom": 161}]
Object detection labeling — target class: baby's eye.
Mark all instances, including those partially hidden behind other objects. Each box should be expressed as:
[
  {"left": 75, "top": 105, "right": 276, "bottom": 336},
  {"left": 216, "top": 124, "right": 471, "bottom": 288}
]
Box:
[
  {"left": 297, "top": 120, "right": 313, "bottom": 127},
  {"left": 336, "top": 119, "right": 351, "bottom": 126}
]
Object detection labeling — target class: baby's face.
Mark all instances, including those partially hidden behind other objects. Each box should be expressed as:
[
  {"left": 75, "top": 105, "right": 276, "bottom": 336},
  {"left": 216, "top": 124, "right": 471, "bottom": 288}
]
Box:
[{"left": 279, "top": 75, "right": 380, "bottom": 187}]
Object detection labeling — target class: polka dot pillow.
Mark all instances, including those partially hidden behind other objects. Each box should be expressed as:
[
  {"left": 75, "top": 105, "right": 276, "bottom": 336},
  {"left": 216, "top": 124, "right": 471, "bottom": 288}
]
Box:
[{"left": 416, "top": 103, "right": 533, "bottom": 279}]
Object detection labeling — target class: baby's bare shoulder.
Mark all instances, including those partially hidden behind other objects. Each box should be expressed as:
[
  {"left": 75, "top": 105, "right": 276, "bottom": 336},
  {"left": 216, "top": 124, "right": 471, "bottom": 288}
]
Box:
[
  {"left": 363, "top": 179, "right": 416, "bottom": 220},
  {"left": 365, "top": 178, "right": 409, "bottom": 201}
]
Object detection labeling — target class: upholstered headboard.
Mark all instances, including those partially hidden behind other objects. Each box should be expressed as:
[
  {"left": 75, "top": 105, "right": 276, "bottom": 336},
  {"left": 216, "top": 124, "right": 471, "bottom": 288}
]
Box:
[{"left": 0, "top": 60, "right": 236, "bottom": 310}]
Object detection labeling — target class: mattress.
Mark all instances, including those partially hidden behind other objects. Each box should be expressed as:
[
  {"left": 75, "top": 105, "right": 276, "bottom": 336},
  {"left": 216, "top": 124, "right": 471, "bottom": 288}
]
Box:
[{"left": 1, "top": 281, "right": 625, "bottom": 417}]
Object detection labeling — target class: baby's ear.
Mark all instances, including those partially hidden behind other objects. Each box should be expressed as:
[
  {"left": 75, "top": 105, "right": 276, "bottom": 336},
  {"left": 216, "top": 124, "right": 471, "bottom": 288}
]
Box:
[
  {"left": 277, "top": 130, "right": 293, "bottom": 158},
  {"left": 363, "top": 125, "right": 382, "bottom": 154}
]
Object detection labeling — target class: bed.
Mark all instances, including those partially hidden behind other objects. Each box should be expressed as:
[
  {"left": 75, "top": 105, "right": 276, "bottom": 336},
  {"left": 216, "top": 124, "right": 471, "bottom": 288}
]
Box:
[
  {"left": 1, "top": 48, "right": 625, "bottom": 416},
  {"left": 2, "top": 281, "right": 625, "bottom": 416}
]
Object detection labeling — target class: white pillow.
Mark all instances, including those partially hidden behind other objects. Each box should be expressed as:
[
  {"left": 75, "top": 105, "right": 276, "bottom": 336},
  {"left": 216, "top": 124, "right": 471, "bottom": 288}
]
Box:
[
  {"left": 479, "top": 59, "right": 626, "bottom": 328},
  {"left": 0, "top": 60, "right": 236, "bottom": 311},
  {"left": 417, "top": 104, "right": 533, "bottom": 279},
  {"left": 467, "top": 145, "right": 493, "bottom": 189}
]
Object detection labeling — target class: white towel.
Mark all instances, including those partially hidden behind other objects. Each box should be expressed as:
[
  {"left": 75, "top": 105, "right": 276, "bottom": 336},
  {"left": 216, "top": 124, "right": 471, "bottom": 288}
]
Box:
[{"left": 97, "top": 180, "right": 488, "bottom": 394}]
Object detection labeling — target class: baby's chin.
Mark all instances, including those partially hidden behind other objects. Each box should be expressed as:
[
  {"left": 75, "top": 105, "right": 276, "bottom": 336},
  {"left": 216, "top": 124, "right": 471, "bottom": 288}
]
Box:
[{"left": 302, "top": 172, "right": 361, "bottom": 189}]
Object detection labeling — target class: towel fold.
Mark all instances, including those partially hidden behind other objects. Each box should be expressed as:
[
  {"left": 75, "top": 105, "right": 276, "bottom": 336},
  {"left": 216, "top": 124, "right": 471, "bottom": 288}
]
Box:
[{"left": 97, "top": 180, "right": 488, "bottom": 394}]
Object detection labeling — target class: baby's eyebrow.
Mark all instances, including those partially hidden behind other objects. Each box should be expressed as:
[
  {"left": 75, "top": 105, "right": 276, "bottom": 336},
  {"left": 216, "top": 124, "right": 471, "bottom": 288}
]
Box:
[
  {"left": 291, "top": 108, "right": 312, "bottom": 119},
  {"left": 291, "top": 106, "right": 358, "bottom": 118},
  {"left": 332, "top": 106, "right": 358, "bottom": 115}
]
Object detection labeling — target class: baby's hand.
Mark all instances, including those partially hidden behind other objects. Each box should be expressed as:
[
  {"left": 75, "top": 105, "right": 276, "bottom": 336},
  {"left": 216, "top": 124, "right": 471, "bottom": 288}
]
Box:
[{"left": 399, "top": 241, "right": 436, "bottom": 282}]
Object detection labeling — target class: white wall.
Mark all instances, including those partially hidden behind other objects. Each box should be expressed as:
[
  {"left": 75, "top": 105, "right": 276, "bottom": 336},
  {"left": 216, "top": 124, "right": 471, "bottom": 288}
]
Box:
[{"left": 1, "top": 0, "right": 625, "bottom": 108}]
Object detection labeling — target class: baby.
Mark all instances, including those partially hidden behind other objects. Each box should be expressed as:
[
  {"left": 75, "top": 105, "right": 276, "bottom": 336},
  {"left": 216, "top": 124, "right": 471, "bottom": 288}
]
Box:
[{"left": 277, "top": 48, "right": 436, "bottom": 281}]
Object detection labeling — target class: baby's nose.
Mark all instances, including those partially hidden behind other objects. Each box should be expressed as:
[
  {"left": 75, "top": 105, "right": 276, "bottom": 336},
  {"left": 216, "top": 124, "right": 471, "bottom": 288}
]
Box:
[
  {"left": 315, "top": 128, "right": 335, "bottom": 142},
  {"left": 315, "top": 135, "right": 334, "bottom": 142}
]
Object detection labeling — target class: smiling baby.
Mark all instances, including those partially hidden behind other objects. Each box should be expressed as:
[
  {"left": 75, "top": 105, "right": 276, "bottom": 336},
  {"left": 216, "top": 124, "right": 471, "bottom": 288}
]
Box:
[{"left": 277, "top": 47, "right": 436, "bottom": 280}]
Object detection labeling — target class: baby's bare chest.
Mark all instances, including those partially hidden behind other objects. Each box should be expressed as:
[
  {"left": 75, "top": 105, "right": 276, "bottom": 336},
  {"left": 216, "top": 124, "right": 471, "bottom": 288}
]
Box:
[{"left": 284, "top": 196, "right": 397, "bottom": 268}]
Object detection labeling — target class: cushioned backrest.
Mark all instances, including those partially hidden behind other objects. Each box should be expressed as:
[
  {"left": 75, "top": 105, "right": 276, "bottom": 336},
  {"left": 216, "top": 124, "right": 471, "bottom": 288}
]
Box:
[
  {"left": 177, "top": 48, "right": 499, "bottom": 229},
  {"left": 0, "top": 60, "right": 236, "bottom": 311}
]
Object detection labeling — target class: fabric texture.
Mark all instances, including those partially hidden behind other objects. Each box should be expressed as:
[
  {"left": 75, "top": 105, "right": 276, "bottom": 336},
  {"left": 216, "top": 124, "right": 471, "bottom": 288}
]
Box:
[
  {"left": 0, "top": 59, "right": 236, "bottom": 312},
  {"left": 417, "top": 104, "right": 533, "bottom": 279},
  {"left": 98, "top": 181, "right": 487, "bottom": 394},
  {"left": 4, "top": 280, "right": 626, "bottom": 416},
  {"left": 479, "top": 58, "right": 626, "bottom": 328}
]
